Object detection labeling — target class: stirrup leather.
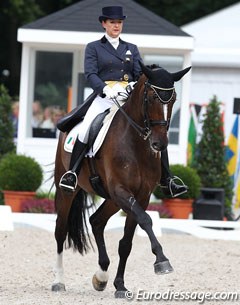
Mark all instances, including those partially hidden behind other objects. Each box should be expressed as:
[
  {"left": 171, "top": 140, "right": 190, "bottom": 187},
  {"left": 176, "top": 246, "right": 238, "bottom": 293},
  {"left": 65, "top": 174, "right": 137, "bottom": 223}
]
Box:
[{"left": 59, "top": 170, "right": 78, "bottom": 191}]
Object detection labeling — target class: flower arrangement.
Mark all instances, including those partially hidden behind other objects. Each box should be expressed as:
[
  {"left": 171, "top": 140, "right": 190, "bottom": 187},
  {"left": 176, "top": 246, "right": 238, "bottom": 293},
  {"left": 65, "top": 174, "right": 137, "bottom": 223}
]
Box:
[
  {"left": 147, "top": 202, "right": 173, "bottom": 218},
  {"left": 21, "top": 198, "right": 55, "bottom": 213}
]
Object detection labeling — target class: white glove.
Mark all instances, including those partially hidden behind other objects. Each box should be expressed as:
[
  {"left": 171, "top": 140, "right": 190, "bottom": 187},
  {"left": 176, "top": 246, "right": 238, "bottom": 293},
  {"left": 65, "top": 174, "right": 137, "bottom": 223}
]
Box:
[
  {"left": 125, "top": 81, "right": 136, "bottom": 94},
  {"left": 103, "top": 85, "right": 118, "bottom": 99},
  {"left": 128, "top": 81, "right": 137, "bottom": 90}
]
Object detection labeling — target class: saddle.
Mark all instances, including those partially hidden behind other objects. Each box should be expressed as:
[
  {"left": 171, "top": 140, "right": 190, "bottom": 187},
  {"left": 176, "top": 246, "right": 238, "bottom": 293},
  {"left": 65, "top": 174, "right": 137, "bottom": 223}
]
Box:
[{"left": 57, "top": 91, "right": 98, "bottom": 133}]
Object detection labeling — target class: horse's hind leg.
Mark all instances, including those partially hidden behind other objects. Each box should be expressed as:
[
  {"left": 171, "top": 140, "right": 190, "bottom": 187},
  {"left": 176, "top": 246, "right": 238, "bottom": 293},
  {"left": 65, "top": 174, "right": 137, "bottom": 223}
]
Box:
[
  {"left": 89, "top": 199, "right": 119, "bottom": 291},
  {"left": 114, "top": 214, "right": 137, "bottom": 298},
  {"left": 52, "top": 188, "right": 73, "bottom": 292}
]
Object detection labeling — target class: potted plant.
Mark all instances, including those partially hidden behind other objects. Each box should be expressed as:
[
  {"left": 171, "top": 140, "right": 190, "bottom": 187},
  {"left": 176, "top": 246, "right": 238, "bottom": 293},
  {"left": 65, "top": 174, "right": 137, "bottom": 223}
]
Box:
[
  {"left": 153, "top": 164, "right": 201, "bottom": 219},
  {"left": 0, "top": 153, "right": 43, "bottom": 212}
]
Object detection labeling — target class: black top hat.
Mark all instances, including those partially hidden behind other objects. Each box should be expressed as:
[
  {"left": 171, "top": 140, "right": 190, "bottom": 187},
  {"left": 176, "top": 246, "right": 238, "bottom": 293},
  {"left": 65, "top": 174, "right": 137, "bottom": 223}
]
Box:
[{"left": 99, "top": 6, "right": 127, "bottom": 22}]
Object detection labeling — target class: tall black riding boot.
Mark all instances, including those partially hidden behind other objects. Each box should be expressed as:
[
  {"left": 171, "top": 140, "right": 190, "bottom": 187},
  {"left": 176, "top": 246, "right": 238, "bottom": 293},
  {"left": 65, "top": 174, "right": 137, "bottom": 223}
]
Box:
[
  {"left": 160, "top": 149, "right": 188, "bottom": 197},
  {"left": 59, "top": 138, "right": 87, "bottom": 192}
]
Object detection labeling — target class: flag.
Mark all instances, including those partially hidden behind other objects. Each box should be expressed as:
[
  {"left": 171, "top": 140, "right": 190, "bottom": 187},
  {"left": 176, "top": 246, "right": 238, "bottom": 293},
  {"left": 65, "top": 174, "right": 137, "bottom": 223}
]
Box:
[
  {"left": 187, "top": 105, "right": 197, "bottom": 166},
  {"left": 196, "top": 104, "right": 207, "bottom": 144},
  {"left": 235, "top": 174, "right": 240, "bottom": 208},
  {"left": 234, "top": 133, "right": 240, "bottom": 208},
  {"left": 226, "top": 116, "right": 239, "bottom": 183}
]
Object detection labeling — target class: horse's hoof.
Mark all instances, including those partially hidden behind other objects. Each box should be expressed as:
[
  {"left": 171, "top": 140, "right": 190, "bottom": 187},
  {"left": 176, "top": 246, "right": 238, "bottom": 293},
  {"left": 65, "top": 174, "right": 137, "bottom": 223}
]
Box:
[
  {"left": 92, "top": 274, "right": 108, "bottom": 291},
  {"left": 114, "top": 290, "right": 128, "bottom": 298},
  {"left": 51, "top": 283, "right": 66, "bottom": 292},
  {"left": 154, "top": 260, "right": 174, "bottom": 274}
]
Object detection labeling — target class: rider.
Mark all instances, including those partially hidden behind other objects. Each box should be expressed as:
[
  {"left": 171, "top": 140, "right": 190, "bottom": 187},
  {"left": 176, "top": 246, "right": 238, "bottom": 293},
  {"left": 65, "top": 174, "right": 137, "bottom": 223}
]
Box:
[{"left": 59, "top": 6, "right": 188, "bottom": 197}]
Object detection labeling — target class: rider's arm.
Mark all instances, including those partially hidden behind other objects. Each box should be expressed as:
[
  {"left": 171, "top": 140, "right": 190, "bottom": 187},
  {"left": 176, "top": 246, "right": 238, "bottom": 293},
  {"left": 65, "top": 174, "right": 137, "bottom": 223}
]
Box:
[
  {"left": 131, "top": 44, "right": 143, "bottom": 81},
  {"left": 84, "top": 42, "right": 106, "bottom": 95}
]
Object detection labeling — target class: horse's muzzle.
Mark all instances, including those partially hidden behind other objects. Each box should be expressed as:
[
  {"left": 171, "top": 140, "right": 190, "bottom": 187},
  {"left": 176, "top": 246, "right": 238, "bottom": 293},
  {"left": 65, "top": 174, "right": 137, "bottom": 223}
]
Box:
[{"left": 151, "top": 141, "right": 168, "bottom": 152}]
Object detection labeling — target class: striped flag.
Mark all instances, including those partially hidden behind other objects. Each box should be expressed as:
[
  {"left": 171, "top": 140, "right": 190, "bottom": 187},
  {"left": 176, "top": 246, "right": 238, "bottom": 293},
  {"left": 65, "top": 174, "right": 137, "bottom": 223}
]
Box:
[
  {"left": 226, "top": 116, "right": 239, "bottom": 183},
  {"left": 235, "top": 175, "right": 240, "bottom": 208}
]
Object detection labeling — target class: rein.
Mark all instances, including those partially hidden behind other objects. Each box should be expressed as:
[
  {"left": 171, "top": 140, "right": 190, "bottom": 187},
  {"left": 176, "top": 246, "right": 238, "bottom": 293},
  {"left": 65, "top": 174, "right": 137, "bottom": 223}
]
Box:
[
  {"left": 112, "top": 80, "right": 173, "bottom": 140},
  {"left": 112, "top": 96, "right": 151, "bottom": 140}
]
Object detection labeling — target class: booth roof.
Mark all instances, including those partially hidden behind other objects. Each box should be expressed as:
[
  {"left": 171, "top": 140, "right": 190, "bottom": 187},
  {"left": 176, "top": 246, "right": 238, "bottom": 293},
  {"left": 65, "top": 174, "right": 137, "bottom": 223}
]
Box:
[{"left": 21, "top": 0, "right": 190, "bottom": 37}]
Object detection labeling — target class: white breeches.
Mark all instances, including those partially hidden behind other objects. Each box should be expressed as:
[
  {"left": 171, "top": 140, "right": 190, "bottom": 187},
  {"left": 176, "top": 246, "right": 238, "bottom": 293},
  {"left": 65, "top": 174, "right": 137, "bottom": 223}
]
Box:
[
  {"left": 77, "top": 96, "right": 114, "bottom": 143},
  {"left": 77, "top": 82, "right": 131, "bottom": 143}
]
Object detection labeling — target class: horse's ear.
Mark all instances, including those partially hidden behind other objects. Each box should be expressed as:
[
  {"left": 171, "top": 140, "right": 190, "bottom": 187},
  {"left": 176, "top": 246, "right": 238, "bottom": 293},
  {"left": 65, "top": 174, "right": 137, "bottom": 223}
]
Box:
[
  {"left": 171, "top": 66, "right": 191, "bottom": 82},
  {"left": 139, "top": 60, "right": 152, "bottom": 78}
]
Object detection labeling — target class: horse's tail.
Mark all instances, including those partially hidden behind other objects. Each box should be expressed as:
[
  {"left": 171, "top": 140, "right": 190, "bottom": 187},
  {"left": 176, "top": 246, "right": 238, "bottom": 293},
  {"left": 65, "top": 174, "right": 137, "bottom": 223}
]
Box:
[{"left": 67, "top": 189, "right": 93, "bottom": 255}]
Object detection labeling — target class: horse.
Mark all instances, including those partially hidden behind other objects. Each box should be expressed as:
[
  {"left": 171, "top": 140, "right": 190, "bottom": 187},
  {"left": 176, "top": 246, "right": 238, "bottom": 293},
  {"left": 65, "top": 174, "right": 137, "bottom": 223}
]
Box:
[{"left": 52, "top": 62, "right": 191, "bottom": 297}]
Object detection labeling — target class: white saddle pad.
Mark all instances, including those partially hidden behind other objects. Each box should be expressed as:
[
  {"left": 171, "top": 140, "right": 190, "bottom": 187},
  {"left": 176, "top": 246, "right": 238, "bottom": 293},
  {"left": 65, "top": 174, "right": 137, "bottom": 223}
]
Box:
[{"left": 64, "top": 103, "right": 122, "bottom": 157}]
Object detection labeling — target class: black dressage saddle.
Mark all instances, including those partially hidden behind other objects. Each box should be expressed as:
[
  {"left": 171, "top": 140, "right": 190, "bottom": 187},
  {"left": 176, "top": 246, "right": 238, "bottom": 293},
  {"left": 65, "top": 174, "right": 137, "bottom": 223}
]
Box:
[{"left": 57, "top": 91, "right": 98, "bottom": 133}]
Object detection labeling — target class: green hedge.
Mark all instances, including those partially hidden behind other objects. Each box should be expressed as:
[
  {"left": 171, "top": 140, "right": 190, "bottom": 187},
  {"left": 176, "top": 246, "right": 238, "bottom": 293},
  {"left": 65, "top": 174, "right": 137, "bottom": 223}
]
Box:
[
  {"left": 154, "top": 164, "right": 201, "bottom": 200},
  {"left": 0, "top": 153, "right": 43, "bottom": 191}
]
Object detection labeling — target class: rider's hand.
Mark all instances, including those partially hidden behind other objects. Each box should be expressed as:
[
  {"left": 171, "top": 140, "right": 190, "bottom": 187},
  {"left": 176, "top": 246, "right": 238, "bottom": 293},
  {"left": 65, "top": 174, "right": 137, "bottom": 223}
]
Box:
[
  {"left": 125, "top": 81, "right": 136, "bottom": 94},
  {"left": 128, "top": 81, "right": 136, "bottom": 90},
  {"left": 125, "top": 81, "right": 137, "bottom": 94},
  {"left": 103, "top": 85, "right": 118, "bottom": 99}
]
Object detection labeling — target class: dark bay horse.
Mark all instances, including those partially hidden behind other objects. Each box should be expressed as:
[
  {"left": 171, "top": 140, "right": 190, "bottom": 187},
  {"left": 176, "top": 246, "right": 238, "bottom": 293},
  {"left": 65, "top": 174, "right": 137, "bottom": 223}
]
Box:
[{"left": 53, "top": 62, "right": 191, "bottom": 297}]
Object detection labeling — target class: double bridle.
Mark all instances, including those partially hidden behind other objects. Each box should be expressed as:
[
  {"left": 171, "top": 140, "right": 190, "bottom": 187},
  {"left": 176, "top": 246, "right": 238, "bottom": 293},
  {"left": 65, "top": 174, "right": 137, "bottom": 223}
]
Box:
[
  {"left": 143, "top": 81, "right": 175, "bottom": 136},
  {"left": 113, "top": 79, "right": 175, "bottom": 140}
]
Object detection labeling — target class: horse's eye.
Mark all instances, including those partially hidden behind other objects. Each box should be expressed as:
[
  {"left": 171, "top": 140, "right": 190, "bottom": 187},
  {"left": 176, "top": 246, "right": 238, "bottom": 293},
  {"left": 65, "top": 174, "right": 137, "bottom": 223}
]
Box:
[{"left": 149, "top": 95, "right": 156, "bottom": 103}]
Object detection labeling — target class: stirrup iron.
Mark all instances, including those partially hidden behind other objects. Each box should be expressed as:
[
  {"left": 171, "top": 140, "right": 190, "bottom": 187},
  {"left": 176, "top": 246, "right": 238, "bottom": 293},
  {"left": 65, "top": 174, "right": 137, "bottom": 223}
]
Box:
[
  {"left": 169, "top": 176, "right": 187, "bottom": 198},
  {"left": 59, "top": 170, "right": 78, "bottom": 192}
]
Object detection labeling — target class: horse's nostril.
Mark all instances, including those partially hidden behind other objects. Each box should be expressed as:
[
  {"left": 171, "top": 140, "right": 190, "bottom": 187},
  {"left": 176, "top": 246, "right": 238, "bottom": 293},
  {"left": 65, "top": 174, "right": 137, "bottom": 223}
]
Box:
[
  {"left": 152, "top": 142, "right": 161, "bottom": 151},
  {"left": 152, "top": 142, "right": 167, "bottom": 151}
]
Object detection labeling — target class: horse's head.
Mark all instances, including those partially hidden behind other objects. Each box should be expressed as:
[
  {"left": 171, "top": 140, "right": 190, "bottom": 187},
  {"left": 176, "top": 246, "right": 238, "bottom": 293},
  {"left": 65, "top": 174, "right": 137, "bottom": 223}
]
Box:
[{"left": 135, "top": 61, "right": 191, "bottom": 153}]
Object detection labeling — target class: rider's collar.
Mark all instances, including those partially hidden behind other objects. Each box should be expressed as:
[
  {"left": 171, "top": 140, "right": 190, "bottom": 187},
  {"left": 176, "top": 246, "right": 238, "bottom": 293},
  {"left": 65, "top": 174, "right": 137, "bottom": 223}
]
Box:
[{"left": 105, "top": 33, "right": 120, "bottom": 49}]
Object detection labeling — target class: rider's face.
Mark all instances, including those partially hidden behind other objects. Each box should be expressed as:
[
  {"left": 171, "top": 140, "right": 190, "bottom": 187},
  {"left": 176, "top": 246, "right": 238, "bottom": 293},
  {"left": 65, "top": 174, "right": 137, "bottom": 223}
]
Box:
[{"left": 102, "top": 19, "right": 123, "bottom": 38}]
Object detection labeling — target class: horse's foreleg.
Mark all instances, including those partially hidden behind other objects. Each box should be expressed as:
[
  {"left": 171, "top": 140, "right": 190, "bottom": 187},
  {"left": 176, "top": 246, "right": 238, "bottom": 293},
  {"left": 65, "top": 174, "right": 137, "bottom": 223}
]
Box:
[
  {"left": 52, "top": 190, "right": 73, "bottom": 292},
  {"left": 114, "top": 214, "right": 137, "bottom": 298},
  {"left": 129, "top": 197, "right": 173, "bottom": 274},
  {"left": 114, "top": 190, "right": 173, "bottom": 276},
  {"left": 89, "top": 200, "right": 119, "bottom": 291}
]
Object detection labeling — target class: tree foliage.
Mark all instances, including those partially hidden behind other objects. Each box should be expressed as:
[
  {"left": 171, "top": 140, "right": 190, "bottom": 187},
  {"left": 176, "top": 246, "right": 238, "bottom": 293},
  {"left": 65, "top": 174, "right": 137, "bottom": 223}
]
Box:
[
  {"left": 194, "top": 96, "right": 234, "bottom": 218},
  {"left": 136, "top": 0, "right": 239, "bottom": 26},
  {"left": 0, "top": 84, "right": 16, "bottom": 159},
  {"left": 2, "top": 0, "right": 42, "bottom": 22}
]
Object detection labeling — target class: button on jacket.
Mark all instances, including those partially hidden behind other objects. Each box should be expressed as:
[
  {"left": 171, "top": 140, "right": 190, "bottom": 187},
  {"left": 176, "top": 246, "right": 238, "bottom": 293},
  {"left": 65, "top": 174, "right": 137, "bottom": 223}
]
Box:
[{"left": 84, "top": 36, "right": 142, "bottom": 94}]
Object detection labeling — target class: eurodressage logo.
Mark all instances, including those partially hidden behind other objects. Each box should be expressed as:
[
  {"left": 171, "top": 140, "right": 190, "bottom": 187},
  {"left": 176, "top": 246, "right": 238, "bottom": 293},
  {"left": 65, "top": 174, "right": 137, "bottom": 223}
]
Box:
[{"left": 124, "top": 289, "right": 240, "bottom": 303}]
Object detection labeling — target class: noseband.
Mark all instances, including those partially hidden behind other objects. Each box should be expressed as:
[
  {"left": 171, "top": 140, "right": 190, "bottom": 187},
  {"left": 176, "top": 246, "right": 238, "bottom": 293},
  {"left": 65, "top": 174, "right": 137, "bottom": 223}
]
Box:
[{"left": 143, "top": 81, "right": 175, "bottom": 137}]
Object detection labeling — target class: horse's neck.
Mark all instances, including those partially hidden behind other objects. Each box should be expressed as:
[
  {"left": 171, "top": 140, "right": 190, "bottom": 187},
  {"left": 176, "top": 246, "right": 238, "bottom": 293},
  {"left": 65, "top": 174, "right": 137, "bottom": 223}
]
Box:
[{"left": 124, "top": 85, "right": 144, "bottom": 124}]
